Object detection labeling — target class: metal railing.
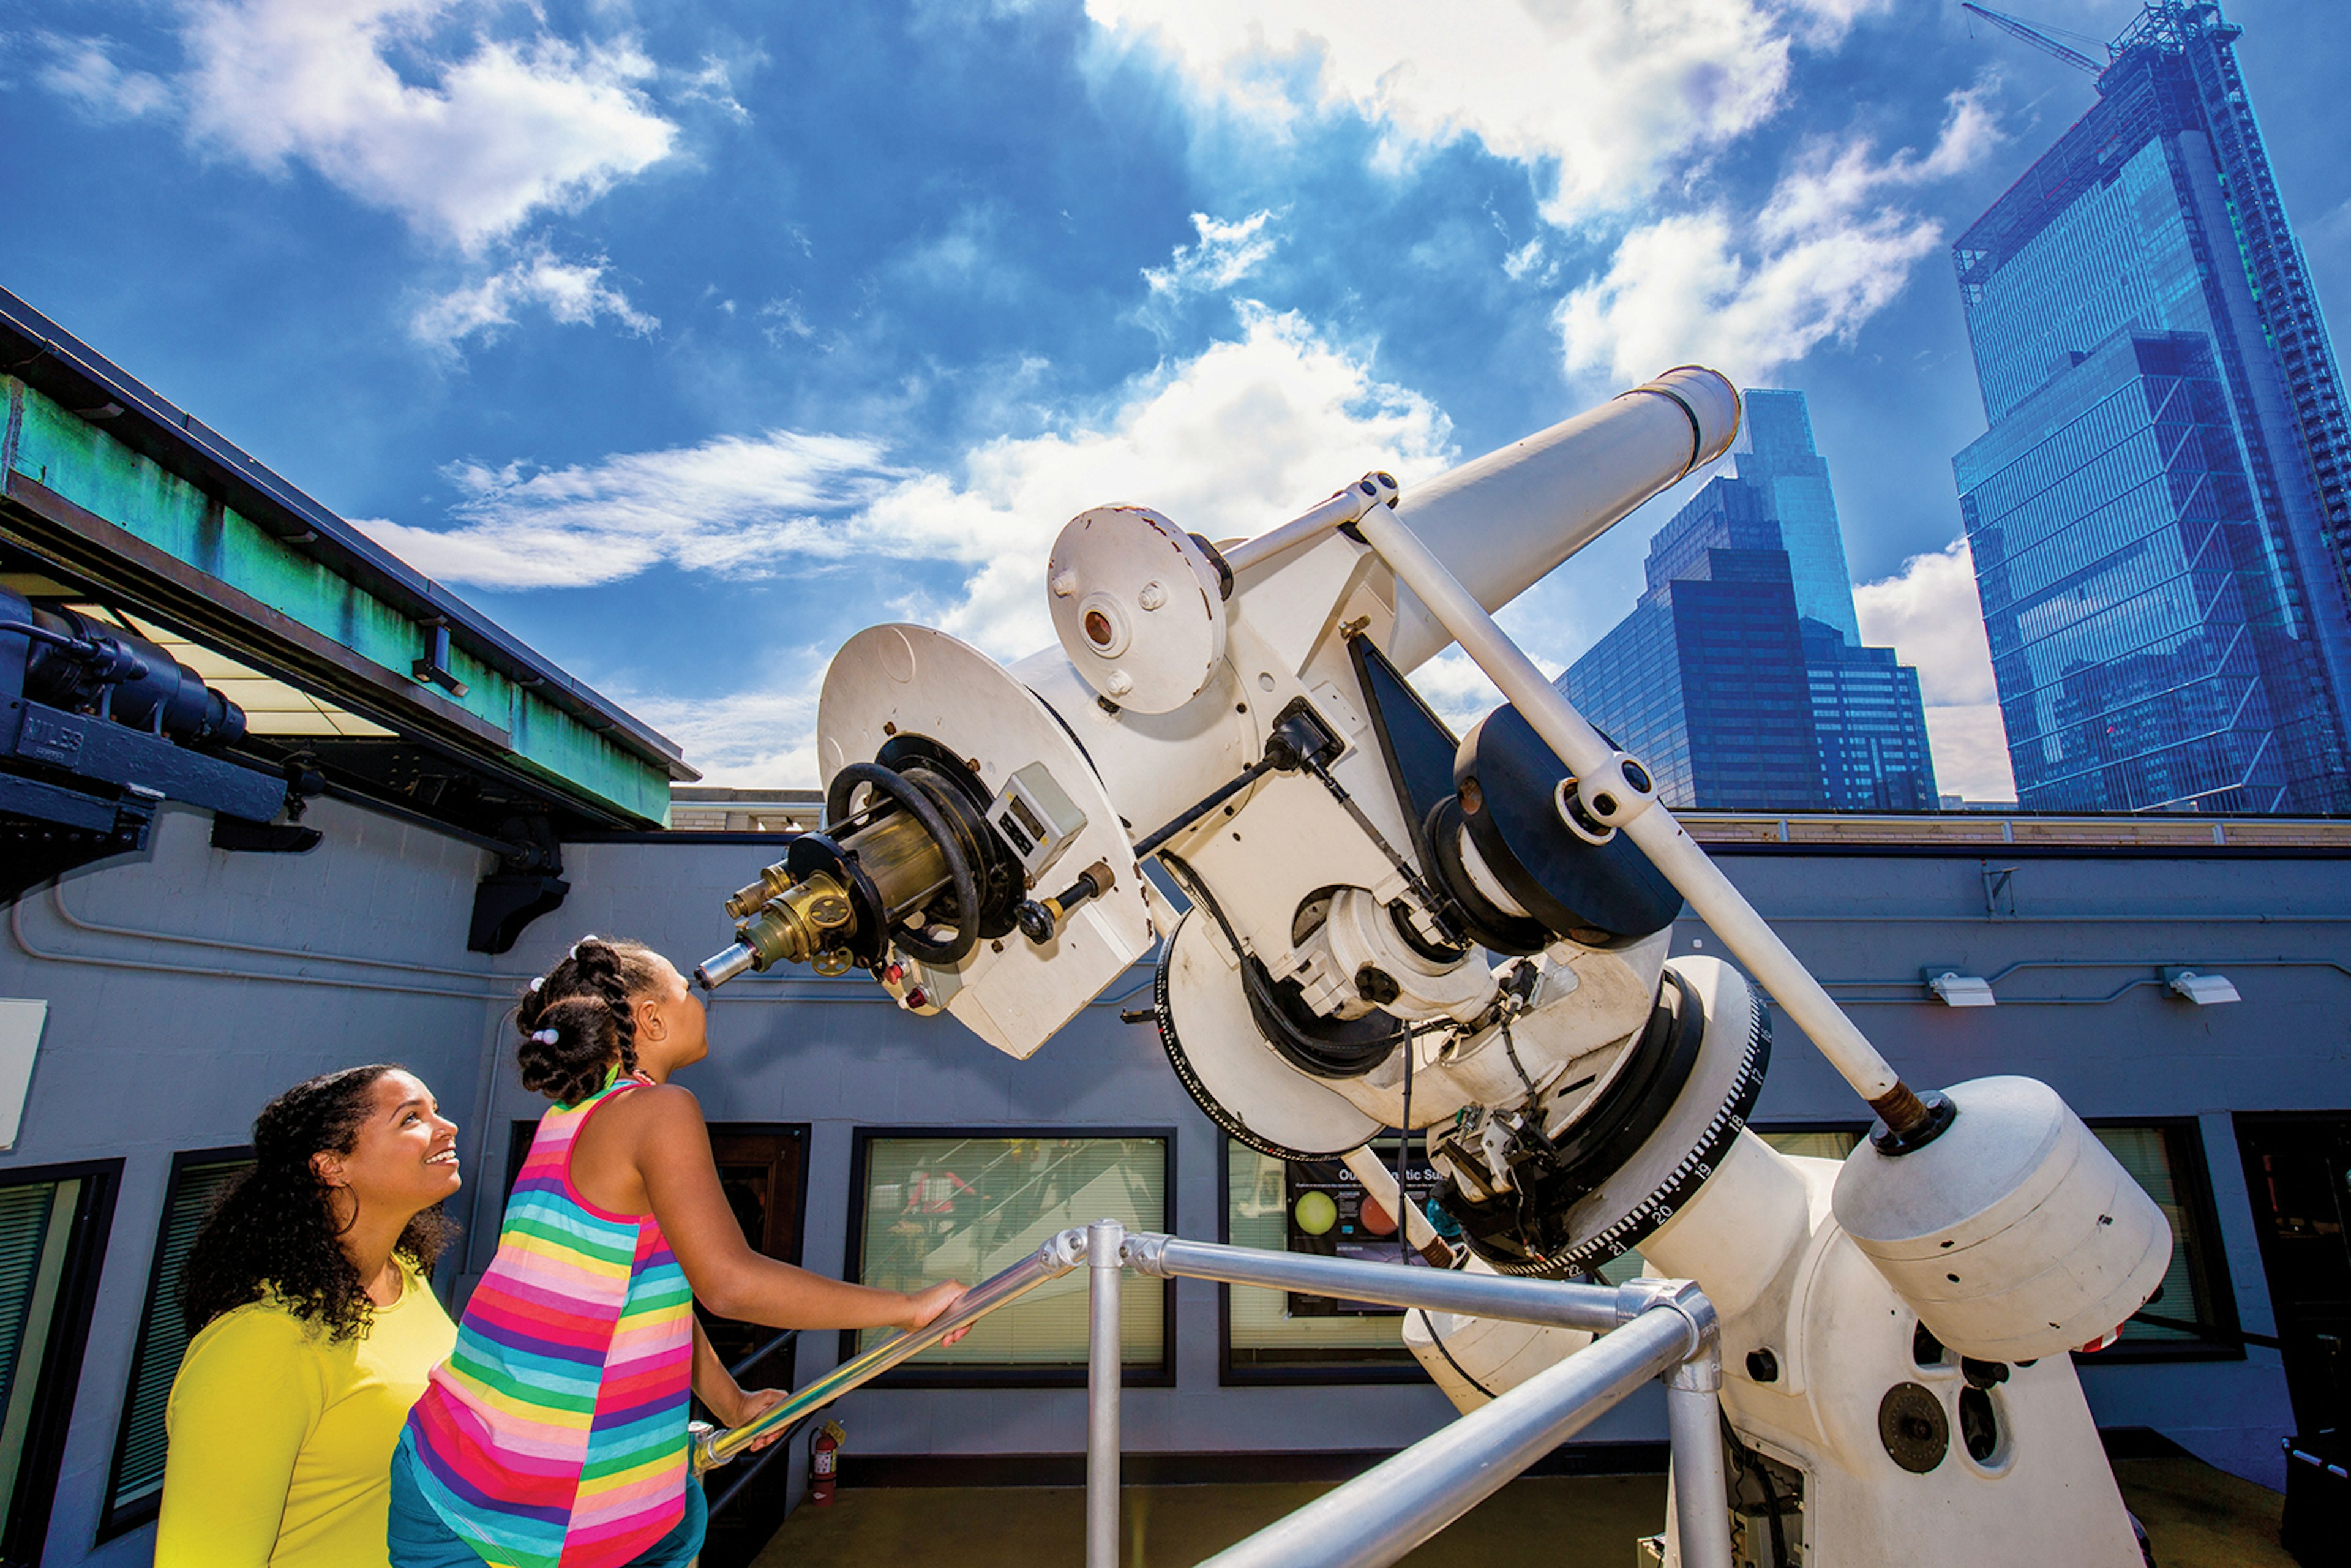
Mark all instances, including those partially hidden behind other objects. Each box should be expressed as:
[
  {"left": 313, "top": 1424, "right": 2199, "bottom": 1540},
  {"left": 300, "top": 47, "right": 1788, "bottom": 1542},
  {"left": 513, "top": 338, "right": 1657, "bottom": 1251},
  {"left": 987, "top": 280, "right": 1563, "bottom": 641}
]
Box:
[{"left": 694, "top": 1221, "right": 1731, "bottom": 1568}]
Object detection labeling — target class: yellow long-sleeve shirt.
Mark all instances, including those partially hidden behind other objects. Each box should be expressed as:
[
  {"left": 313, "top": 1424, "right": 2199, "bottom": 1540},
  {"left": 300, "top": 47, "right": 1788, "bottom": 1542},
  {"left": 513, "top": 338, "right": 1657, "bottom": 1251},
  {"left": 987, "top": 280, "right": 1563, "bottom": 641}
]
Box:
[{"left": 156, "top": 1262, "right": 456, "bottom": 1567}]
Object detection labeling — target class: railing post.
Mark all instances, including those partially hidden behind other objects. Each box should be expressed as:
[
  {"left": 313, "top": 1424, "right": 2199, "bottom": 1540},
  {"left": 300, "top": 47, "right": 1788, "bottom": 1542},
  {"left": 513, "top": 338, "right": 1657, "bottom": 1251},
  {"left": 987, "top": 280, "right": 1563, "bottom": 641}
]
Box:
[
  {"left": 1086, "top": 1217, "right": 1124, "bottom": 1568},
  {"left": 1662, "top": 1323, "right": 1733, "bottom": 1568}
]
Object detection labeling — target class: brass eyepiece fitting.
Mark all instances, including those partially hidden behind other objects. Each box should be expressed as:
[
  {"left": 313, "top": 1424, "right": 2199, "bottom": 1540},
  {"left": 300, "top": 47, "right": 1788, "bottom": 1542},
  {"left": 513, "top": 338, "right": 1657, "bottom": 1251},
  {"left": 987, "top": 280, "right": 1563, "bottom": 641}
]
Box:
[
  {"left": 724, "top": 861, "right": 797, "bottom": 921},
  {"left": 735, "top": 872, "right": 858, "bottom": 970}
]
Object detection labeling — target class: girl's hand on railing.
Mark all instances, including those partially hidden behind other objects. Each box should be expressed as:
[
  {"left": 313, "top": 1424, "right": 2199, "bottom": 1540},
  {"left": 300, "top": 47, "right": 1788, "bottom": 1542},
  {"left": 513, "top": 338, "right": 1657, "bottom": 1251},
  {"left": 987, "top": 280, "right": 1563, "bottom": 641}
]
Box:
[
  {"left": 722, "top": 1387, "right": 792, "bottom": 1450},
  {"left": 905, "top": 1281, "right": 974, "bottom": 1345}
]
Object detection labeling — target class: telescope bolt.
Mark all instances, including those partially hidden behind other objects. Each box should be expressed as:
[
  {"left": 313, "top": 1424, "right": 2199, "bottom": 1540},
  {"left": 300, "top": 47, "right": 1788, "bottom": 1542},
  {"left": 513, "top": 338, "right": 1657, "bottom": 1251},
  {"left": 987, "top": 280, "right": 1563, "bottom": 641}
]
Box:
[
  {"left": 1016, "top": 861, "right": 1116, "bottom": 945},
  {"left": 1577, "top": 751, "right": 1659, "bottom": 830}
]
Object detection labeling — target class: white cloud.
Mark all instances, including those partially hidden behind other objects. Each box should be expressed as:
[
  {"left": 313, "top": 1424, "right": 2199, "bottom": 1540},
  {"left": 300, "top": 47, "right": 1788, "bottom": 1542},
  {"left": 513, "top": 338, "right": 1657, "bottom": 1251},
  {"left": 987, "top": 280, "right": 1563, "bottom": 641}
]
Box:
[
  {"left": 36, "top": 34, "right": 172, "bottom": 120},
  {"left": 1854, "top": 535, "right": 2016, "bottom": 801},
  {"left": 621, "top": 666, "right": 830, "bottom": 787},
  {"left": 758, "top": 295, "right": 816, "bottom": 346},
  {"left": 1558, "top": 84, "right": 1999, "bottom": 385},
  {"left": 679, "top": 51, "right": 757, "bottom": 124},
  {"left": 1086, "top": 0, "right": 1884, "bottom": 225},
  {"left": 354, "top": 430, "right": 904, "bottom": 589},
  {"left": 361, "top": 309, "right": 1457, "bottom": 778},
  {"left": 176, "top": 0, "right": 677, "bottom": 250},
  {"left": 410, "top": 244, "right": 658, "bottom": 348},
  {"left": 1143, "top": 210, "right": 1279, "bottom": 298},
  {"left": 367, "top": 308, "right": 1452, "bottom": 642}
]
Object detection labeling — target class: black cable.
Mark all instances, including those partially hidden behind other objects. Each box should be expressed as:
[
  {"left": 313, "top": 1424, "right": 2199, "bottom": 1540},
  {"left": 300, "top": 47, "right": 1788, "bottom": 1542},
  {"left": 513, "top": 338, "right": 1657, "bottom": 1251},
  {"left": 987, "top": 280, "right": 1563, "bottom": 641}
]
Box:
[
  {"left": 0, "top": 620, "right": 92, "bottom": 653},
  {"left": 1719, "top": 1407, "right": 1790, "bottom": 1568},
  {"left": 1500, "top": 1015, "right": 1541, "bottom": 1101},
  {"left": 1155, "top": 851, "right": 1247, "bottom": 961},
  {"left": 1411, "top": 1308, "right": 1502, "bottom": 1402}
]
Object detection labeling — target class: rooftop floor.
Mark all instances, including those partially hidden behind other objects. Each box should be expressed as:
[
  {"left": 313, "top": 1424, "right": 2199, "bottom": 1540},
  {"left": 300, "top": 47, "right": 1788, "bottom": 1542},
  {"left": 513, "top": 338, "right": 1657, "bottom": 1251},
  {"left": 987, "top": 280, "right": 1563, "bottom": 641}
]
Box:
[{"left": 755, "top": 1456, "right": 2293, "bottom": 1567}]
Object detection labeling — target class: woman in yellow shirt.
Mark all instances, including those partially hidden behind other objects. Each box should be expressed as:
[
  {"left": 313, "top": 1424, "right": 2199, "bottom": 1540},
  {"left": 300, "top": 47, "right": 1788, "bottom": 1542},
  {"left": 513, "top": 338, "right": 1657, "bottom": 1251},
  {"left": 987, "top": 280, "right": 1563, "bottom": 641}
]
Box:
[{"left": 156, "top": 1063, "right": 465, "bottom": 1567}]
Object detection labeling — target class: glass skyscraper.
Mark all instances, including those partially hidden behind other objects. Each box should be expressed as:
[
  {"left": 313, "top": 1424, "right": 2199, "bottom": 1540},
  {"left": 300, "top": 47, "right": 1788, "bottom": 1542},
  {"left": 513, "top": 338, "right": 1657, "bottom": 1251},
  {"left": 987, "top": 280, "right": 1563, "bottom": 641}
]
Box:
[
  {"left": 1564, "top": 392, "right": 1937, "bottom": 811},
  {"left": 1737, "top": 391, "right": 1862, "bottom": 646},
  {"left": 1951, "top": 1, "right": 2351, "bottom": 813}
]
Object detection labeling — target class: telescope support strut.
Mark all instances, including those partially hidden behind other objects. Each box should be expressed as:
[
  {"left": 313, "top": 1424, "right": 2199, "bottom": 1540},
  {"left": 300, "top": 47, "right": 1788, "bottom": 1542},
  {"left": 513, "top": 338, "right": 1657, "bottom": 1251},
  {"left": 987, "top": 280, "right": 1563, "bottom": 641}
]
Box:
[{"left": 1348, "top": 505, "right": 1936, "bottom": 1139}]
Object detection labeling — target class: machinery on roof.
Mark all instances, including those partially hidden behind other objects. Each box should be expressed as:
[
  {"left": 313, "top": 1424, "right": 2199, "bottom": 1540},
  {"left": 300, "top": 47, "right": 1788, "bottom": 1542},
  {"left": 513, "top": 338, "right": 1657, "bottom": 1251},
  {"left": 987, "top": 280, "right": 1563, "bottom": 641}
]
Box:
[{"left": 696, "top": 368, "right": 2168, "bottom": 1565}]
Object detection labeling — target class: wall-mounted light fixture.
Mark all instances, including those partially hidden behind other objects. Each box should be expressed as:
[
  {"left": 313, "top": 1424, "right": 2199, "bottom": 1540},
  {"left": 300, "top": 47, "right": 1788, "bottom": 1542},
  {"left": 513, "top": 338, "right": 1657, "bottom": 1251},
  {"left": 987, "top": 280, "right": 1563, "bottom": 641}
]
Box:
[
  {"left": 2163, "top": 967, "right": 2240, "bottom": 1005},
  {"left": 1924, "top": 968, "right": 1997, "bottom": 1007}
]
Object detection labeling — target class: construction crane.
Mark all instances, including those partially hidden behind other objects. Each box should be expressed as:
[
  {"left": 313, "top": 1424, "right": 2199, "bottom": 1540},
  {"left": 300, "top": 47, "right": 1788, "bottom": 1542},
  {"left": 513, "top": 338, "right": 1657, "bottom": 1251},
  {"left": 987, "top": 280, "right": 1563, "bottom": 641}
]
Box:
[{"left": 1962, "top": 2, "right": 2109, "bottom": 76}]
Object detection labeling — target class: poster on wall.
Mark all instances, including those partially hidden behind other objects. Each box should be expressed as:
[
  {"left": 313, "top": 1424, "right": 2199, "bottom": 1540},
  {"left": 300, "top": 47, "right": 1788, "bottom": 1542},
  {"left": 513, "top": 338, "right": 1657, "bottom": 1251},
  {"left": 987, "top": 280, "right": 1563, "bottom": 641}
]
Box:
[{"left": 1283, "top": 1142, "right": 1440, "bottom": 1316}]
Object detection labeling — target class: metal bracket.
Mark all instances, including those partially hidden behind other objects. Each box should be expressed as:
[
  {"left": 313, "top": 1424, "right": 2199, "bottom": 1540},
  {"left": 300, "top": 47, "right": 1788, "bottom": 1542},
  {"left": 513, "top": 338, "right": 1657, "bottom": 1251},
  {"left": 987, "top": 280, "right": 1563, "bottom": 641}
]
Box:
[
  {"left": 412, "top": 618, "right": 469, "bottom": 698},
  {"left": 1614, "top": 1275, "right": 1719, "bottom": 1360}
]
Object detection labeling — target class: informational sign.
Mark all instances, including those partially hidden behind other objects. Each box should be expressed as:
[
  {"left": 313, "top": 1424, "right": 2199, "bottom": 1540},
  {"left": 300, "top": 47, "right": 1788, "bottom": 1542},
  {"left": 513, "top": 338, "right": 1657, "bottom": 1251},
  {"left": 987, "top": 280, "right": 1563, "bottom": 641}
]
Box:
[{"left": 1282, "top": 1142, "right": 1439, "bottom": 1316}]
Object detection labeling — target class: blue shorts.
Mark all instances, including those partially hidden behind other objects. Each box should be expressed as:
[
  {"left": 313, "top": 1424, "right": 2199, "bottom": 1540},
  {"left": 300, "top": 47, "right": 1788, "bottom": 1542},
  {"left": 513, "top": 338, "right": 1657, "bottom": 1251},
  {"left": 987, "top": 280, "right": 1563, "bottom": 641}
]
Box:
[{"left": 387, "top": 1435, "right": 708, "bottom": 1568}]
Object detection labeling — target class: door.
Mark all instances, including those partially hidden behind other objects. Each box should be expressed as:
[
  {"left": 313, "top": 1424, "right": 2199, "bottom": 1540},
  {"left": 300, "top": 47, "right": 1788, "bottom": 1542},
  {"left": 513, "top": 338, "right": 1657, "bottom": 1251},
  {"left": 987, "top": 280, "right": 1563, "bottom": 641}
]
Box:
[
  {"left": 2235, "top": 1113, "right": 2351, "bottom": 1435},
  {"left": 695, "top": 1126, "right": 809, "bottom": 1568},
  {"left": 697, "top": 1125, "right": 809, "bottom": 1368}
]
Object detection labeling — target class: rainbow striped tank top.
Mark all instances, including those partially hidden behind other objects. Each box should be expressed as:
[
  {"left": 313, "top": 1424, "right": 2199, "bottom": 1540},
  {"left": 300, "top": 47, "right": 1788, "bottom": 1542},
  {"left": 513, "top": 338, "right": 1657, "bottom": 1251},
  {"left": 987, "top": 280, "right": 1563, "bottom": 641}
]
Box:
[{"left": 403, "top": 1078, "right": 695, "bottom": 1568}]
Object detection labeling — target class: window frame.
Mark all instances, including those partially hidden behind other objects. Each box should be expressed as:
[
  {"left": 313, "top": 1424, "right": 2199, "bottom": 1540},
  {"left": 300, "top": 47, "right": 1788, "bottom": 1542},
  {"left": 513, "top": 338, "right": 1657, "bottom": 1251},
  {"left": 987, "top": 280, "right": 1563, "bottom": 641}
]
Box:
[
  {"left": 2077, "top": 1116, "right": 2243, "bottom": 1364},
  {"left": 0, "top": 1157, "right": 121, "bottom": 1568},
  {"left": 841, "top": 1125, "right": 1176, "bottom": 1389},
  {"left": 96, "top": 1146, "right": 250, "bottom": 1544},
  {"left": 1217, "top": 1132, "right": 1429, "bottom": 1387}
]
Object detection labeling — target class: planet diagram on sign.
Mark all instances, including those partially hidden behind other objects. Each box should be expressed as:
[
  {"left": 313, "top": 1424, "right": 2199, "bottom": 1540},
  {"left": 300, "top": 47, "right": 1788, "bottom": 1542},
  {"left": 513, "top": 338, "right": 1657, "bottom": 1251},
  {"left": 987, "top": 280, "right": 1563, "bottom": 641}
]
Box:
[{"left": 1293, "top": 1190, "right": 1338, "bottom": 1236}]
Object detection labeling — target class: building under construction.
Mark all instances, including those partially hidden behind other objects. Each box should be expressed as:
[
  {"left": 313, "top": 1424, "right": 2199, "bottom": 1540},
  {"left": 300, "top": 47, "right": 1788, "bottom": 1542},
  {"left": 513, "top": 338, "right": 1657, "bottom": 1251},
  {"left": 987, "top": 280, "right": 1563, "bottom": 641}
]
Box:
[{"left": 1954, "top": 1, "right": 2351, "bottom": 814}]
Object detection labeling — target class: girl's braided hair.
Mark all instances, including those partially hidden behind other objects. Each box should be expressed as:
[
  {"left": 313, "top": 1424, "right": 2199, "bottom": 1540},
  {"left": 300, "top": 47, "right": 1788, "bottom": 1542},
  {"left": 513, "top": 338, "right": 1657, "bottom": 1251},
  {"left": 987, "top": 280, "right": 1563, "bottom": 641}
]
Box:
[
  {"left": 180, "top": 1064, "right": 455, "bottom": 1340},
  {"left": 514, "top": 936, "right": 670, "bottom": 1105}
]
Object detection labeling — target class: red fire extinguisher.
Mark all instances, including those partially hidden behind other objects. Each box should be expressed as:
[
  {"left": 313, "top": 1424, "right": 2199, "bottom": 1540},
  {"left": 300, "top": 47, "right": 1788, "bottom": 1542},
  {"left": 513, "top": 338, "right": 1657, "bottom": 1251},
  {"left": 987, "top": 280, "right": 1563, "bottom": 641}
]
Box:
[{"left": 810, "top": 1420, "right": 846, "bottom": 1506}]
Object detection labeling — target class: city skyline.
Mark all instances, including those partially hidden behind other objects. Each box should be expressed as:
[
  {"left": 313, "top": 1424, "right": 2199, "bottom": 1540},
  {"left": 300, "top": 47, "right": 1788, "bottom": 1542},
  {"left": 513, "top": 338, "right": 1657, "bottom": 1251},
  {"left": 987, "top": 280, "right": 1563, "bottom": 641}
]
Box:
[{"left": 1563, "top": 388, "right": 1941, "bottom": 811}]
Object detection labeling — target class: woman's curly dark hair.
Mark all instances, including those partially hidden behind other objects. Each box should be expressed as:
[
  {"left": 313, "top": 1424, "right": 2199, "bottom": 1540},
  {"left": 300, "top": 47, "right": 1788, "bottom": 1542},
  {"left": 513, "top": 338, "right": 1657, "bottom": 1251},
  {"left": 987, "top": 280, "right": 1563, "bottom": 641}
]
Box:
[
  {"left": 180, "top": 1064, "right": 456, "bottom": 1341},
  {"left": 514, "top": 936, "right": 670, "bottom": 1106}
]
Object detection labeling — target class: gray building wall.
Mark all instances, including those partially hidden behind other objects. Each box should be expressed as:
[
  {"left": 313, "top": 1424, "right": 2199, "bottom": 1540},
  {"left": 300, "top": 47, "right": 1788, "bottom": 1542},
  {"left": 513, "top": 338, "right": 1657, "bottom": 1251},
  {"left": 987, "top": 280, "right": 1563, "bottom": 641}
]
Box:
[
  {"left": 2, "top": 811, "right": 2342, "bottom": 1563},
  {"left": 0, "top": 800, "right": 508, "bottom": 1567}
]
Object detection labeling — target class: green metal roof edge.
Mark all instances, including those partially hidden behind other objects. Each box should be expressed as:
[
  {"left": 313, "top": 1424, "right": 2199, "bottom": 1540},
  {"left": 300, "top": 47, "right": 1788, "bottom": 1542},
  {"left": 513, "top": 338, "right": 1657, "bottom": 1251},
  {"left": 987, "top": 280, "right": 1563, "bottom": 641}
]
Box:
[{"left": 0, "top": 290, "right": 693, "bottom": 827}]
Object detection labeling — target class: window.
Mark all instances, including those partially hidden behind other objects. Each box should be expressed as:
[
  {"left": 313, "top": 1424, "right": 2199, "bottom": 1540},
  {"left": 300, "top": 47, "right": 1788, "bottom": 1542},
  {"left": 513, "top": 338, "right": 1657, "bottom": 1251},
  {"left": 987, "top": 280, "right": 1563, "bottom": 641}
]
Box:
[
  {"left": 0, "top": 1160, "right": 118, "bottom": 1567},
  {"left": 846, "top": 1131, "right": 1171, "bottom": 1386},
  {"left": 100, "top": 1149, "right": 251, "bottom": 1541},
  {"left": 1222, "top": 1136, "right": 1433, "bottom": 1382},
  {"left": 2087, "top": 1120, "right": 2240, "bottom": 1359},
  {"left": 1757, "top": 1127, "right": 1864, "bottom": 1161}
]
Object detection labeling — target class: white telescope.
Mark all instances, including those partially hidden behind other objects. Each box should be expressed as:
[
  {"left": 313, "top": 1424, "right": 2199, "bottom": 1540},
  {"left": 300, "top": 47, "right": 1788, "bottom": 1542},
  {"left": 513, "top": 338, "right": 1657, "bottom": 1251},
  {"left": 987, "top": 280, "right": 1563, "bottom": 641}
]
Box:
[{"left": 694, "top": 367, "right": 2166, "bottom": 1567}]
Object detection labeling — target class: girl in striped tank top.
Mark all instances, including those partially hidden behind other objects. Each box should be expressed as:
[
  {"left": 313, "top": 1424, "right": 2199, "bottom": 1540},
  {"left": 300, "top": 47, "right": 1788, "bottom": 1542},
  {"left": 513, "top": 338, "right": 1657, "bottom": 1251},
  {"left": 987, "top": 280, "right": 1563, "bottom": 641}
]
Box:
[{"left": 391, "top": 937, "right": 967, "bottom": 1568}]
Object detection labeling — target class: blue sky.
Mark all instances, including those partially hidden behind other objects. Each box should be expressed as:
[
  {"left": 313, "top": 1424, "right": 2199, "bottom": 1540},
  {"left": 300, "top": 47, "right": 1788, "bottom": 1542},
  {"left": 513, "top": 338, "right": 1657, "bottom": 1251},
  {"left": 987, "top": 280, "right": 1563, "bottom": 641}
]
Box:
[{"left": 6, "top": 0, "right": 2349, "bottom": 801}]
